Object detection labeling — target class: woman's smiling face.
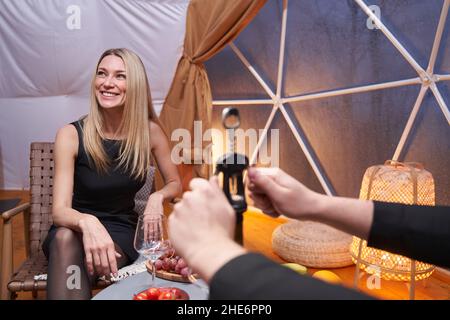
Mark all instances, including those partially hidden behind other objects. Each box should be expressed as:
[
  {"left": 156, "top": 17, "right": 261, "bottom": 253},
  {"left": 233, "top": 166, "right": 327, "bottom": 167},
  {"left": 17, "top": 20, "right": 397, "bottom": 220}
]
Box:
[{"left": 95, "top": 55, "right": 127, "bottom": 109}]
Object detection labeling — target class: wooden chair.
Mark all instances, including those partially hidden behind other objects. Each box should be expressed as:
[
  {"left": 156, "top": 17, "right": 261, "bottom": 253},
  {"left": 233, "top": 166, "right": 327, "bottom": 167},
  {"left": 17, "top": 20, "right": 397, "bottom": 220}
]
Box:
[{"left": 1, "top": 142, "right": 155, "bottom": 300}]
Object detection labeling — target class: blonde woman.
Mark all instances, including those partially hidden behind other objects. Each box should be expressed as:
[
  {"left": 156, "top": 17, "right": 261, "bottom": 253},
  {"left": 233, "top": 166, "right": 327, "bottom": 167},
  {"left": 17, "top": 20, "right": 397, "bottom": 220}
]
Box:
[{"left": 42, "top": 48, "right": 182, "bottom": 299}]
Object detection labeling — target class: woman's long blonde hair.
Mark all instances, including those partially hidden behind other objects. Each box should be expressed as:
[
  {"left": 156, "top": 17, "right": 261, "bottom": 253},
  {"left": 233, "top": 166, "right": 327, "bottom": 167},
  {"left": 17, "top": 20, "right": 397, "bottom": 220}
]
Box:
[{"left": 83, "top": 48, "right": 160, "bottom": 180}]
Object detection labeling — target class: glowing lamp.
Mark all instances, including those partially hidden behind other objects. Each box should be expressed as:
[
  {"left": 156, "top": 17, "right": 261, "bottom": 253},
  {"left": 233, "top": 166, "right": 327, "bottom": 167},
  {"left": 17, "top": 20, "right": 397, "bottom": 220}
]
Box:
[{"left": 350, "top": 160, "right": 435, "bottom": 299}]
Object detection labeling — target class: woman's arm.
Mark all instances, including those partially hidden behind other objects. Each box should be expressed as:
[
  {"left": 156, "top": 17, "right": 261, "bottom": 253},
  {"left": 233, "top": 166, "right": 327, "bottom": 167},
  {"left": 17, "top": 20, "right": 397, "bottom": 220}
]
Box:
[
  {"left": 144, "top": 121, "right": 182, "bottom": 215},
  {"left": 51, "top": 124, "right": 86, "bottom": 231},
  {"left": 51, "top": 124, "right": 121, "bottom": 276}
]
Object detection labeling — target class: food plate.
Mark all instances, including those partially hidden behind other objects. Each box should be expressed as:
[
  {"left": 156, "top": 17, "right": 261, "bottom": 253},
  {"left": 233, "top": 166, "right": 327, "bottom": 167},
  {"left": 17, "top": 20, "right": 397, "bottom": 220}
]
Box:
[
  {"left": 133, "top": 286, "right": 189, "bottom": 300},
  {"left": 145, "top": 260, "right": 198, "bottom": 283}
]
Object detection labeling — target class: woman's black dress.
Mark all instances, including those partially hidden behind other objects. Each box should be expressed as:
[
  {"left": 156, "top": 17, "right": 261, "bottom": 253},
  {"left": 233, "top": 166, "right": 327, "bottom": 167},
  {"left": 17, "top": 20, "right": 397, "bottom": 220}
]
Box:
[{"left": 43, "top": 120, "right": 145, "bottom": 263}]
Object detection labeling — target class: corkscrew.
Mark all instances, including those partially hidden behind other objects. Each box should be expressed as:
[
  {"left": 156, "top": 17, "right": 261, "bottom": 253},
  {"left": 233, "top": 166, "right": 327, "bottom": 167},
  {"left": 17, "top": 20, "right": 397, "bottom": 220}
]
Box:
[{"left": 215, "top": 107, "right": 249, "bottom": 245}]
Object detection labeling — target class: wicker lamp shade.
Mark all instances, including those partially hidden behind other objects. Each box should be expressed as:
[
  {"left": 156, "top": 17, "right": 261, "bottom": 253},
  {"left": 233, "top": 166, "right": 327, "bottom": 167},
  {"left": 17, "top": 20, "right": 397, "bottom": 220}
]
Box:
[{"left": 351, "top": 161, "right": 435, "bottom": 287}]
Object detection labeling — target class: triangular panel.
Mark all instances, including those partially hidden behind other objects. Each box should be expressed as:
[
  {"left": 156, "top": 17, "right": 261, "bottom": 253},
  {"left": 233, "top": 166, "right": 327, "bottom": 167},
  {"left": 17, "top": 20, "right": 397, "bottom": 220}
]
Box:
[{"left": 288, "top": 85, "right": 421, "bottom": 198}]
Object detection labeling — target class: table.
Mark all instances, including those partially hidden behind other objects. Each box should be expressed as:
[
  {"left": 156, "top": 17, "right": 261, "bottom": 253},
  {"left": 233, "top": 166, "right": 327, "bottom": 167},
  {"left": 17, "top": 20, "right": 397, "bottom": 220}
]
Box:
[{"left": 92, "top": 271, "right": 209, "bottom": 300}]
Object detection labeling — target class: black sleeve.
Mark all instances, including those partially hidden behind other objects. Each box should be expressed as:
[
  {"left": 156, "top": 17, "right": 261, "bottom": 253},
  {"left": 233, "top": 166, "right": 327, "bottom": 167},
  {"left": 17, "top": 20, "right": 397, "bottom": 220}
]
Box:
[
  {"left": 209, "top": 253, "right": 374, "bottom": 300},
  {"left": 368, "top": 201, "right": 450, "bottom": 268}
]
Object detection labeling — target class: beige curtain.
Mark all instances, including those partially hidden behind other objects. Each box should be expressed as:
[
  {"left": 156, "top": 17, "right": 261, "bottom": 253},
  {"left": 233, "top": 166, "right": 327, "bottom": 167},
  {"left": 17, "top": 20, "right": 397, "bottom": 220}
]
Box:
[{"left": 159, "top": 0, "right": 267, "bottom": 186}]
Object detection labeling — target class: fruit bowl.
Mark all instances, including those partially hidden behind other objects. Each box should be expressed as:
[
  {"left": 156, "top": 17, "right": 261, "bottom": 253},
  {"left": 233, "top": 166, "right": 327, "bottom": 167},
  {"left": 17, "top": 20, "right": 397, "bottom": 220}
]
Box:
[{"left": 133, "top": 286, "right": 189, "bottom": 300}]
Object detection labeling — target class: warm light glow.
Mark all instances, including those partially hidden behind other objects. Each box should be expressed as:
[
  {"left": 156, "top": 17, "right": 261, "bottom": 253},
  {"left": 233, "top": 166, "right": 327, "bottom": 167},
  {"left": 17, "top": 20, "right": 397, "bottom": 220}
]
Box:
[{"left": 350, "top": 161, "right": 435, "bottom": 282}]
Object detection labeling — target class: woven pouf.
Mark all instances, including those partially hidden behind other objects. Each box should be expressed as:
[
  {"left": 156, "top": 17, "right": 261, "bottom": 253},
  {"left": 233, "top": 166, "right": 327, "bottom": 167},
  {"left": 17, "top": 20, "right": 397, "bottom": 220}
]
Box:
[{"left": 272, "top": 221, "right": 353, "bottom": 268}]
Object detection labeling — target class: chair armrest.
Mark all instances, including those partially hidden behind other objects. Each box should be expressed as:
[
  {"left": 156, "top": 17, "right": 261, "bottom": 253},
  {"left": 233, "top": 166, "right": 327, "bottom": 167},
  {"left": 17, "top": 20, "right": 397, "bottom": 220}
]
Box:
[
  {"left": 2, "top": 202, "right": 31, "bottom": 221},
  {"left": 1, "top": 202, "right": 31, "bottom": 299}
]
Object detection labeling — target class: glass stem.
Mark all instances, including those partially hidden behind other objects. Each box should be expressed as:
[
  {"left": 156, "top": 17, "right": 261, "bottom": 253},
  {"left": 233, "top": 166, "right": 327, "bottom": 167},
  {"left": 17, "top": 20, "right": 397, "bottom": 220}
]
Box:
[{"left": 151, "top": 260, "right": 156, "bottom": 284}]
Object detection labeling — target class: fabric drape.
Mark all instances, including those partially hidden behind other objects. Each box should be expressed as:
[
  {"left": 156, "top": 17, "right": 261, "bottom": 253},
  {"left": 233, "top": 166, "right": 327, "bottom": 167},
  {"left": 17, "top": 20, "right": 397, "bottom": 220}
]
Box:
[{"left": 159, "top": 0, "right": 267, "bottom": 181}]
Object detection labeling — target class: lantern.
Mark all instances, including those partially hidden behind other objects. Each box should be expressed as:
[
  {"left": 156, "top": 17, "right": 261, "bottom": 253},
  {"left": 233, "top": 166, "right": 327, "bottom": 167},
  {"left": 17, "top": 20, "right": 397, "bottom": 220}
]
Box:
[{"left": 350, "top": 160, "right": 435, "bottom": 299}]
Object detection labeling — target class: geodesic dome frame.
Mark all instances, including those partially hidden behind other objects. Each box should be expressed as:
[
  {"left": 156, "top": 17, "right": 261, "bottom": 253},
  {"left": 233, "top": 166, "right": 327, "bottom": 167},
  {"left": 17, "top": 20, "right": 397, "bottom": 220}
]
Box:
[{"left": 210, "top": 0, "right": 450, "bottom": 197}]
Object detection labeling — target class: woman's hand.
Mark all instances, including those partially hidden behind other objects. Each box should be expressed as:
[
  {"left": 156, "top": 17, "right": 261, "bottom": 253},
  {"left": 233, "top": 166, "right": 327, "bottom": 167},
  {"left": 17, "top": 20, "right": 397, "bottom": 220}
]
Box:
[
  {"left": 143, "top": 192, "right": 164, "bottom": 241},
  {"left": 144, "top": 192, "right": 164, "bottom": 216},
  {"left": 78, "top": 215, "right": 121, "bottom": 277},
  {"left": 247, "top": 167, "right": 323, "bottom": 220}
]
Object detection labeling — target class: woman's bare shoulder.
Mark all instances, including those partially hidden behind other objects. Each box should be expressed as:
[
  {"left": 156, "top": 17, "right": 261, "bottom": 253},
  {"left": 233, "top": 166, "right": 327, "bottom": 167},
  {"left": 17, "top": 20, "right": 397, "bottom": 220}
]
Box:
[
  {"left": 149, "top": 120, "right": 169, "bottom": 151},
  {"left": 149, "top": 120, "right": 167, "bottom": 138},
  {"left": 56, "top": 124, "right": 78, "bottom": 141},
  {"left": 55, "top": 124, "right": 79, "bottom": 155},
  {"left": 149, "top": 120, "right": 161, "bottom": 132}
]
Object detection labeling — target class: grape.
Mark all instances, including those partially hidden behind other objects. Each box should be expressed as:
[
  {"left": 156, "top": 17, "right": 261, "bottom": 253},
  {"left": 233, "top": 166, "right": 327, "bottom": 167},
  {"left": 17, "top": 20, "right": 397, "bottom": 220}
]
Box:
[
  {"left": 156, "top": 251, "right": 192, "bottom": 275},
  {"left": 177, "top": 258, "right": 187, "bottom": 269},
  {"left": 162, "top": 258, "right": 171, "bottom": 271},
  {"left": 154, "top": 259, "right": 163, "bottom": 271},
  {"left": 169, "top": 258, "right": 178, "bottom": 271},
  {"left": 180, "top": 267, "right": 190, "bottom": 277}
]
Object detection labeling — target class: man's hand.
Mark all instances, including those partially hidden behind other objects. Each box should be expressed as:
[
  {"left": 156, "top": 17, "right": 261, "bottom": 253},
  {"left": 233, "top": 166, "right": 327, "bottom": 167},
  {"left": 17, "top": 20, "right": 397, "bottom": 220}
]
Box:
[
  {"left": 168, "top": 176, "right": 246, "bottom": 283},
  {"left": 247, "top": 167, "right": 323, "bottom": 220}
]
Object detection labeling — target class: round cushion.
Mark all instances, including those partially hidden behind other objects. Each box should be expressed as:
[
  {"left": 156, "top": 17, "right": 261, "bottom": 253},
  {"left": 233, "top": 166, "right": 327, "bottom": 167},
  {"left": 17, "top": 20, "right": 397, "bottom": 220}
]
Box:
[{"left": 272, "top": 221, "right": 353, "bottom": 268}]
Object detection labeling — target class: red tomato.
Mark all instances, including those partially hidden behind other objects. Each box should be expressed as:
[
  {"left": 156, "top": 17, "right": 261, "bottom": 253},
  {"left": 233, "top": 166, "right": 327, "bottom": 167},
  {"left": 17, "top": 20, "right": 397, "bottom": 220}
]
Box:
[
  {"left": 174, "top": 289, "right": 189, "bottom": 300},
  {"left": 133, "top": 292, "right": 149, "bottom": 300},
  {"left": 145, "top": 287, "right": 161, "bottom": 300},
  {"left": 167, "top": 288, "right": 179, "bottom": 298},
  {"left": 158, "top": 291, "right": 176, "bottom": 300}
]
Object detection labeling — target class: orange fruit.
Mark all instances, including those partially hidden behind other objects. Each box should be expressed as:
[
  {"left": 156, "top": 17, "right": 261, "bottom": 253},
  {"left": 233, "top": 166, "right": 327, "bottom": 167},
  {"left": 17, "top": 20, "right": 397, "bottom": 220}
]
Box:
[{"left": 312, "top": 270, "right": 342, "bottom": 284}]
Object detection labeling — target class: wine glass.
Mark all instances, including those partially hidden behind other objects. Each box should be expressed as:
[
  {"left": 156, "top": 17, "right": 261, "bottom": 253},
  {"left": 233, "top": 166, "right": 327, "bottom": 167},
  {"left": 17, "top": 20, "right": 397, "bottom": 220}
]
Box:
[{"left": 134, "top": 214, "right": 171, "bottom": 287}]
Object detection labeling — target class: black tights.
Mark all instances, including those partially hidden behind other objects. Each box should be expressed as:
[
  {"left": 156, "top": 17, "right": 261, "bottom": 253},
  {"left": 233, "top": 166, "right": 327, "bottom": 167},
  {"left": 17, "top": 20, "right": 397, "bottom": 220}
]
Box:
[{"left": 46, "top": 227, "right": 128, "bottom": 300}]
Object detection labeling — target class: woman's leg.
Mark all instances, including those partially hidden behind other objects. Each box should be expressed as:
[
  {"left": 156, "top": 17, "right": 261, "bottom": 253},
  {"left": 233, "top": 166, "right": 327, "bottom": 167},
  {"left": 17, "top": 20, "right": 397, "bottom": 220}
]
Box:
[
  {"left": 46, "top": 227, "right": 131, "bottom": 299},
  {"left": 46, "top": 227, "right": 92, "bottom": 300}
]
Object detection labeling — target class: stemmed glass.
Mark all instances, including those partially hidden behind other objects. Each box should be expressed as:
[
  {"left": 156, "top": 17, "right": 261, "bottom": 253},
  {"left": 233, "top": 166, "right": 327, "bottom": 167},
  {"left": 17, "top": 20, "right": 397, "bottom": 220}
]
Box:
[{"left": 134, "top": 214, "right": 171, "bottom": 287}]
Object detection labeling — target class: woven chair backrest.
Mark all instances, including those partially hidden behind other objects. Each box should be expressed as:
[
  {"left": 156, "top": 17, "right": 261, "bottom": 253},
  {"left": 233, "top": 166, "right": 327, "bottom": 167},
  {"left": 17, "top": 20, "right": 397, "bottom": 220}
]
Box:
[{"left": 29, "top": 142, "right": 54, "bottom": 258}]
